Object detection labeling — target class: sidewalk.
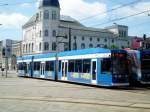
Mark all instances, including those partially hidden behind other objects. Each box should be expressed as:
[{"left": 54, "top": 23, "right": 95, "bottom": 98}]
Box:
[{"left": 0, "top": 70, "right": 17, "bottom": 78}]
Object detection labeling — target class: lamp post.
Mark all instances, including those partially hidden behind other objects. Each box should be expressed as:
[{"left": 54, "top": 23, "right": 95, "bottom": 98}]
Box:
[{"left": 55, "top": 35, "right": 67, "bottom": 81}]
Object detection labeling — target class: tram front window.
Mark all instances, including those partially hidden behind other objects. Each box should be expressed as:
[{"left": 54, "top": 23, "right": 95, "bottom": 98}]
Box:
[
  {"left": 112, "top": 53, "right": 128, "bottom": 75},
  {"left": 141, "top": 60, "right": 150, "bottom": 73}
]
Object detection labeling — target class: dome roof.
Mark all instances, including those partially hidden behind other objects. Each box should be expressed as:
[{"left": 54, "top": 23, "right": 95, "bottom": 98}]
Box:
[{"left": 39, "top": 0, "right": 60, "bottom": 8}]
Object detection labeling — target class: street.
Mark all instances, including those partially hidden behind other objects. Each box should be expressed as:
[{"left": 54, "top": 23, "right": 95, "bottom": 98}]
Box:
[{"left": 0, "top": 71, "right": 150, "bottom": 112}]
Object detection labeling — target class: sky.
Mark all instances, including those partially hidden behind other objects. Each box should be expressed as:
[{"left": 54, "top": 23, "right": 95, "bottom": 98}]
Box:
[{"left": 0, "top": 0, "right": 150, "bottom": 41}]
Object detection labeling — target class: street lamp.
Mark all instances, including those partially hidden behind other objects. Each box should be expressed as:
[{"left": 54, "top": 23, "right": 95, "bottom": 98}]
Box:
[{"left": 55, "top": 35, "right": 68, "bottom": 80}]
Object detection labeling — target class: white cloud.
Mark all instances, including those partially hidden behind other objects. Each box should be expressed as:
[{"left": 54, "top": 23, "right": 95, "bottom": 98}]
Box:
[
  {"left": 59, "top": 0, "right": 107, "bottom": 20},
  {"left": 0, "top": 13, "right": 29, "bottom": 29},
  {"left": 20, "top": 3, "right": 32, "bottom": 8}
]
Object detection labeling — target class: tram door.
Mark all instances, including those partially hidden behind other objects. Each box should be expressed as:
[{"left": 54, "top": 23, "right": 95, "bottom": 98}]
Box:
[
  {"left": 26, "top": 63, "right": 29, "bottom": 77},
  {"left": 40, "top": 62, "right": 45, "bottom": 78},
  {"left": 91, "top": 59, "right": 97, "bottom": 84},
  {"left": 61, "top": 61, "right": 68, "bottom": 80}
]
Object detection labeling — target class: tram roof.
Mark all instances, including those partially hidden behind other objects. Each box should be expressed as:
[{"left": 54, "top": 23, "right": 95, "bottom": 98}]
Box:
[
  {"left": 58, "top": 48, "right": 111, "bottom": 57},
  {"left": 17, "top": 53, "right": 56, "bottom": 61}
]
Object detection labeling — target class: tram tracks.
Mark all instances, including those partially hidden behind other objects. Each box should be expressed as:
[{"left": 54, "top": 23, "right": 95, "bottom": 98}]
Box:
[{"left": 0, "top": 96, "right": 150, "bottom": 110}]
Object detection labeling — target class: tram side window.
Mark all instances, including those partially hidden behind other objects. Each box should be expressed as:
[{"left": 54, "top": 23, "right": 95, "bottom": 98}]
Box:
[
  {"left": 45, "top": 61, "right": 54, "bottom": 71},
  {"left": 34, "top": 62, "right": 40, "bottom": 71},
  {"left": 75, "top": 60, "right": 82, "bottom": 73},
  {"left": 23, "top": 63, "right": 27, "bottom": 71},
  {"left": 18, "top": 63, "right": 23, "bottom": 70},
  {"left": 83, "top": 59, "right": 91, "bottom": 73},
  {"left": 59, "top": 61, "right": 61, "bottom": 72},
  {"left": 68, "top": 60, "right": 75, "bottom": 72},
  {"left": 101, "top": 58, "right": 111, "bottom": 74}
]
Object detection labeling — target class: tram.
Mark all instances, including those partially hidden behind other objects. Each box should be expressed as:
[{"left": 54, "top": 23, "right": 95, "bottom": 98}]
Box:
[
  {"left": 17, "top": 48, "right": 129, "bottom": 87},
  {"left": 126, "top": 49, "right": 150, "bottom": 84}
]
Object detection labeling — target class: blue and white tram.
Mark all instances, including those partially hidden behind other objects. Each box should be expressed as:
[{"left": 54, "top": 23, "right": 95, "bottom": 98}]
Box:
[
  {"left": 17, "top": 48, "right": 129, "bottom": 87},
  {"left": 17, "top": 53, "right": 56, "bottom": 80},
  {"left": 58, "top": 48, "right": 129, "bottom": 86},
  {"left": 17, "top": 55, "right": 33, "bottom": 77}
]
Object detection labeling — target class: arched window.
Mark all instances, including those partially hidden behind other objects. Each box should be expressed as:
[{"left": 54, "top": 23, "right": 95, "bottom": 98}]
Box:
[
  {"left": 52, "top": 30, "right": 56, "bottom": 37},
  {"left": 82, "top": 36, "right": 84, "bottom": 41},
  {"left": 89, "top": 44, "right": 93, "bottom": 48},
  {"left": 44, "top": 10, "right": 49, "bottom": 19},
  {"left": 26, "top": 44, "right": 28, "bottom": 53},
  {"left": 44, "top": 30, "right": 49, "bottom": 37},
  {"left": 81, "top": 43, "right": 85, "bottom": 49},
  {"left": 39, "top": 30, "right": 42, "bottom": 37},
  {"left": 29, "top": 43, "right": 31, "bottom": 52},
  {"left": 52, "top": 42, "right": 56, "bottom": 51},
  {"left": 39, "top": 43, "right": 42, "bottom": 51},
  {"left": 52, "top": 11, "right": 57, "bottom": 20},
  {"left": 73, "top": 43, "right": 77, "bottom": 50},
  {"left": 32, "top": 43, "right": 34, "bottom": 51},
  {"left": 90, "top": 37, "right": 92, "bottom": 41},
  {"left": 23, "top": 44, "right": 25, "bottom": 53},
  {"left": 44, "top": 42, "right": 49, "bottom": 51}
]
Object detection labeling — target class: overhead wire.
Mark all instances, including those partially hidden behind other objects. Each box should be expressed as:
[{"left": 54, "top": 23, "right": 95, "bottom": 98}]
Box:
[
  {"left": 90, "top": 9, "right": 150, "bottom": 27},
  {"left": 79, "top": 0, "right": 142, "bottom": 21}
]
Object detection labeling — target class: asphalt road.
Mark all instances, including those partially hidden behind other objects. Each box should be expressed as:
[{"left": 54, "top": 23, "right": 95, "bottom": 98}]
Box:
[{"left": 0, "top": 71, "right": 150, "bottom": 112}]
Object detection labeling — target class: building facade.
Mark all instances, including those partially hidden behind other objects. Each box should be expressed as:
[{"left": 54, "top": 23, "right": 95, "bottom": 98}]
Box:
[
  {"left": 0, "top": 39, "right": 22, "bottom": 70},
  {"left": 22, "top": 0, "right": 130, "bottom": 55}
]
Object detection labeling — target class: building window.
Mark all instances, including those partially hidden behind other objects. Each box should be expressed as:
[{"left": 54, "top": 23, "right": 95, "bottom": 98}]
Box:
[
  {"left": 39, "top": 30, "right": 42, "bottom": 37},
  {"left": 26, "top": 44, "right": 28, "bottom": 53},
  {"left": 44, "top": 30, "right": 49, "bottom": 37},
  {"left": 90, "top": 37, "right": 92, "bottom": 41},
  {"left": 64, "top": 43, "right": 68, "bottom": 51},
  {"left": 73, "top": 43, "right": 77, "bottom": 50},
  {"left": 39, "top": 43, "right": 42, "bottom": 51},
  {"left": 97, "top": 38, "right": 100, "bottom": 42},
  {"left": 39, "top": 11, "right": 42, "bottom": 20},
  {"left": 81, "top": 43, "right": 85, "bottom": 49},
  {"left": 82, "top": 36, "right": 84, "bottom": 41},
  {"left": 23, "top": 44, "right": 25, "bottom": 53},
  {"left": 44, "top": 10, "right": 49, "bottom": 19},
  {"left": 52, "top": 42, "right": 56, "bottom": 51},
  {"left": 52, "top": 30, "right": 56, "bottom": 37},
  {"left": 104, "top": 38, "right": 107, "bottom": 42},
  {"left": 44, "top": 42, "right": 49, "bottom": 51},
  {"left": 89, "top": 44, "right": 93, "bottom": 48},
  {"left": 52, "top": 11, "right": 57, "bottom": 20},
  {"left": 97, "top": 44, "right": 100, "bottom": 48},
  {"left": 112, "top": 39, "right": 114, "bottom": 43},
  {"left": 74, "top": 36, "right": 77, "bottom": 40},
  {"left": 32, "top": 43, "right": 34, "bottom": 51},
  {"left": 29, "top": 44, "right": 31, "bottom": 52}
]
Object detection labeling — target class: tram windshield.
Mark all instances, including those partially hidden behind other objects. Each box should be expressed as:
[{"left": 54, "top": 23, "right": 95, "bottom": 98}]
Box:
[
  {"left": 141, "top": 53, "right": 150, "bottom": 73},
  {"left": 112, "top": 53, "right": 128, "bottom": 74}
]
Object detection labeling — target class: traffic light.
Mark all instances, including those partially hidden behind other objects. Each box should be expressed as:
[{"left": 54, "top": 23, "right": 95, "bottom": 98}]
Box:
[{"left": 2, "top": 47, "right": 5, "bottom": 57}]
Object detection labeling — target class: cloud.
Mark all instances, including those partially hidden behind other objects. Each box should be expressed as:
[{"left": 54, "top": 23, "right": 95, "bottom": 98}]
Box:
[
  {"left": 20, "top": 3, "right": 32, "bottom": 8},
  {"left": 59, "top": 0, "right": 107, "bottom": 21},
  {"left": 0, "top": 13, "right": 29, "bottom": 29}
]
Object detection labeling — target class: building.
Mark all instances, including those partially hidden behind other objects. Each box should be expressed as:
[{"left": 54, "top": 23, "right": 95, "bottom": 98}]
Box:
[
  {"left": 131, "top": 36, "right": 143, "bottom": 50},
  {"left": 22, "top": 0, "right": 130, "bottom": 55},
  {"left": 11, "top": 41, "right": 22, "bottom": 70},
  {"left": 0, "top": 39, "right": 21, "bottom": 70},
  {"left": 12, "top": 41, "right": 22, "bottom": 57}
]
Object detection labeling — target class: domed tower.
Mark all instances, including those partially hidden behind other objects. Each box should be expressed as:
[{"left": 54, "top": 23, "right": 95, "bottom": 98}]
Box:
[{"left": 38, "top": 0, "right": 60, "bottom": 53}]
